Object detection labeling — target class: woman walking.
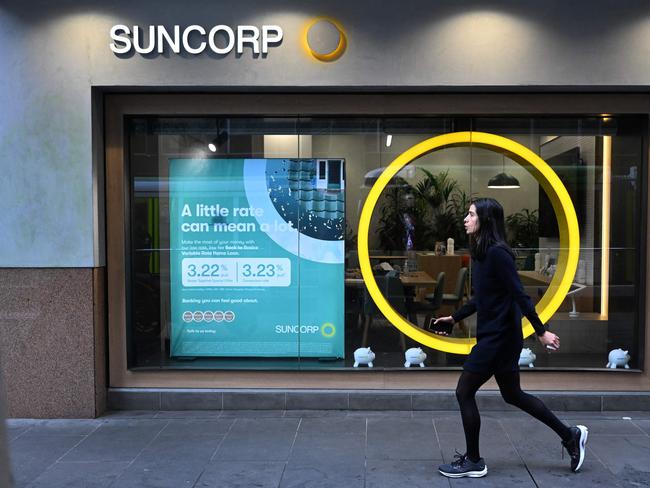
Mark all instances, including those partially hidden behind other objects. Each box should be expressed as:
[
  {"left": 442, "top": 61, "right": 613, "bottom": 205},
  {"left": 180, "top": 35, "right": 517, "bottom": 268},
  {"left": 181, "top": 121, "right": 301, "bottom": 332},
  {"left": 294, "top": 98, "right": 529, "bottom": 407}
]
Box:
[{"left": 433, "top": 198, "right": 588, "bottom": 478}]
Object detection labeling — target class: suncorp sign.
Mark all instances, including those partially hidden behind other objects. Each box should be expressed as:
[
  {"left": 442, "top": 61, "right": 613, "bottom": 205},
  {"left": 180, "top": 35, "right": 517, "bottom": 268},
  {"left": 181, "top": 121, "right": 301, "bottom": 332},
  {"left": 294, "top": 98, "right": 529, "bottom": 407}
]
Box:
[{"left": 109, "top": 24, "right": 284, "bottom": 55}]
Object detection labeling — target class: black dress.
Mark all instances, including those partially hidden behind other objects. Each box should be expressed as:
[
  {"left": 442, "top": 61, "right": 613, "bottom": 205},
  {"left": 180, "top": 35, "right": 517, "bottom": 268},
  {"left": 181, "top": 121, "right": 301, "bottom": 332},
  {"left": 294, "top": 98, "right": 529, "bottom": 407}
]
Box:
[{"left": 451, "top": 245, "right": 547, "bottom": 374}]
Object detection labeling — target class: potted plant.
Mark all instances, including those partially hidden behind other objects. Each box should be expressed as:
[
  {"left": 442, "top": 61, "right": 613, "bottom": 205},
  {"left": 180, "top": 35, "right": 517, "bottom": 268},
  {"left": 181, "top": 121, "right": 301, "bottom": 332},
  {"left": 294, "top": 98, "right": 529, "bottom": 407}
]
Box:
[
  {"left": 448, "top": 188, "right": 474, "bottom": 248},
  {"left": 375, "top": 169, "right": 472, "bottom": 252},
  {"left": 506, "top": 208, "right": 539, "bottom": 270}
]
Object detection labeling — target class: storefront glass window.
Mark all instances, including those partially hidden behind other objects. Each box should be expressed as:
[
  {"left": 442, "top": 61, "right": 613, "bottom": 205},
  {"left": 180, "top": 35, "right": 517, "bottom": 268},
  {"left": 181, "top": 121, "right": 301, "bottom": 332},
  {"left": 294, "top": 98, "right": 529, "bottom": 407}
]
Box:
[{"left": 126, "top": 115, "right": 646, "bottom": 371}]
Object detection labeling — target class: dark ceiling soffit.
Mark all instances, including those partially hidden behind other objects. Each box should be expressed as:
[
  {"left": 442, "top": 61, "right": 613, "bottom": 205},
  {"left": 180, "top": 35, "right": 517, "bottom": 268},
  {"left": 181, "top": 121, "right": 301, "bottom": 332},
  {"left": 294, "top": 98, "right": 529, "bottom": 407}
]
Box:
[{"left": 93, "top": 85, "right": 650, "bottom": 95}]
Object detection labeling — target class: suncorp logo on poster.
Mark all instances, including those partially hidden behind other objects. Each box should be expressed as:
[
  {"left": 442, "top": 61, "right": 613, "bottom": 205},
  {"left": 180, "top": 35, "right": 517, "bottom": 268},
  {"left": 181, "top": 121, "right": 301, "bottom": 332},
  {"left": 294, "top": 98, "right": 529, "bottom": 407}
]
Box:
[{"left": 275, "top": 323, "right": 336, "bottom": 337}]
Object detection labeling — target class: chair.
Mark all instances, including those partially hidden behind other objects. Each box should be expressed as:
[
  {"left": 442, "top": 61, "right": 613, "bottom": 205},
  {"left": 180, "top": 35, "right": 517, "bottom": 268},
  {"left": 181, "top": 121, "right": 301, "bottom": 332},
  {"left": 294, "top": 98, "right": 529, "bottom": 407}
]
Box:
[
  {"left": 439, "top": 267, "right": 469, "bottom": 335},
  {"left": 407, "top": 272, "right": 445, "bottom": 330},
  {"left": 361, "top": 273, "right": 407, "bottom": 351},
  {"left": 442, "top": 267, "right": 469, "bottom": 308},
  {"left": 346, "top": 250, "right": 359, "bottom": 269}
]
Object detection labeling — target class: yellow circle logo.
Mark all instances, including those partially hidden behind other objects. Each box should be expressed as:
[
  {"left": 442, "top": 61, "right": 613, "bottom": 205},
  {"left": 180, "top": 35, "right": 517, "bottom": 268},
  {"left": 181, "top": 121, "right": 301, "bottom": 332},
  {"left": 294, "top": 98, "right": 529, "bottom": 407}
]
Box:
[
  {"left": 303, "top": 17, "right": 347, "bottom": 62},
  {"left": 321, "top": 323, "right": 336, "bottom": 338},
  {"left": 357, "top": 131, "right": 580, "bottom": 355}
]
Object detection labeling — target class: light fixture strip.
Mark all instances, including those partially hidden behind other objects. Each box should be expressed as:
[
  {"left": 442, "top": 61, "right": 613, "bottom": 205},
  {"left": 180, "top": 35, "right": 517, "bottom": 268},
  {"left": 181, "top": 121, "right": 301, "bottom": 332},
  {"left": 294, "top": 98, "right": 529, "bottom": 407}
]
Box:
[{"left": 601, "top": 136, "right": 611, "bottom": 319}]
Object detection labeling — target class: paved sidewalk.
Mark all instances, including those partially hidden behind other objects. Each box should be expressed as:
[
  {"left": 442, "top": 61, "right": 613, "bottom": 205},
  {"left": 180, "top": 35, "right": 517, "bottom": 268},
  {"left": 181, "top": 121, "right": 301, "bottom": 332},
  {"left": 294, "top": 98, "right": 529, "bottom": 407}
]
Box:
[{"left": 6, "top": 409, "right": 650, "bottom": 487}]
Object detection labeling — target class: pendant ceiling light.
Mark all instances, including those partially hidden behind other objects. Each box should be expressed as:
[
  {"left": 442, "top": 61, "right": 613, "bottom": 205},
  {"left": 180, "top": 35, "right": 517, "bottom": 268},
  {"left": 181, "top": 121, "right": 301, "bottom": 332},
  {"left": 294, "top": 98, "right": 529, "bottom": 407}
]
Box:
[
  {"left": 364, "top": 129, "right": 411, "bottom": 187},
  {"left": 488, "top": 154, "right": 520, "bottom": 189},
  {"left": 363, "top": 165, "right": 414, "bottom": 188}
]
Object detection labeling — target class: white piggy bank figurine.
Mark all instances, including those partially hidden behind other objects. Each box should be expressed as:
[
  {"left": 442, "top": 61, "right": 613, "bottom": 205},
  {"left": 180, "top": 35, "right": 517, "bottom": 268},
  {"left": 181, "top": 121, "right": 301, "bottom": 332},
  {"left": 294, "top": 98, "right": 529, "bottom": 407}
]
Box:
[
  {"left": 607, "top": 348, "right": 630, "bottom": 369},
  {"left": 518, "top": 348, "right": 536, "bottom": 368},
  {"left": 354, "top": 347, "right": 375, "bottom": 368},
  {"left": 404, "top": 347, "right": 427, "bottom": 368}
]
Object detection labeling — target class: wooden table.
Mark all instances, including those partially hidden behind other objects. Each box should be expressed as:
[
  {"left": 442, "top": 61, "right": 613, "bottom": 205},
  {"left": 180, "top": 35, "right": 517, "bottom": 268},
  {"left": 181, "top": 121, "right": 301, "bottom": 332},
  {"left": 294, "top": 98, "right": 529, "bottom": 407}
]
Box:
[
  {"left": 518, "top": 271, "right": 591, "bottom": 316},
  {"left": 518, "top": 271, "right": 553, "bottom": 286},
  {"left": 399, "top": 271, "right": 437, "bottom": 287}
]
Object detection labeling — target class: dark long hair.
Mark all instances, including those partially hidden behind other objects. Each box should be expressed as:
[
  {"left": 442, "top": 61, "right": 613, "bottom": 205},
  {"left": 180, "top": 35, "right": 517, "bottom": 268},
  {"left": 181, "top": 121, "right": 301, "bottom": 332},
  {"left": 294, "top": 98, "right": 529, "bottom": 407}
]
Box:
[{"left": 469, "top": 198, "right": 514, "bottom": 261}]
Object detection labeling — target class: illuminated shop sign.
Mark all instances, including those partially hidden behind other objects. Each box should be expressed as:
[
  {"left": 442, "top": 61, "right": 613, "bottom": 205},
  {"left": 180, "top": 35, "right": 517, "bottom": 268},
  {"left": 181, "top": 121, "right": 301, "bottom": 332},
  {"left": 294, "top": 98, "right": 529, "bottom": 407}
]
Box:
[{"left": 109, "top": 24, "right": 283, "bottom": 55}]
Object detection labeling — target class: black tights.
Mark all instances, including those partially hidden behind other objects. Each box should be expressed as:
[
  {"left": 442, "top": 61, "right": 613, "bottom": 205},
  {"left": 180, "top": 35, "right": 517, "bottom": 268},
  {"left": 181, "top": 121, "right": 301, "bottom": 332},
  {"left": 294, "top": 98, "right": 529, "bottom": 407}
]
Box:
[{"left": 456, "top": 370, "right": 571, "bottom": 462}]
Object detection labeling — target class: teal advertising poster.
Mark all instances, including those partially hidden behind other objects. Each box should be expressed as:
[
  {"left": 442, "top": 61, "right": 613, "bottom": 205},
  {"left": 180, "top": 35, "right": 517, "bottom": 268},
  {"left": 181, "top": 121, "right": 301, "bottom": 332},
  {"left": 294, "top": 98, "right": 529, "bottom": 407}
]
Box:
[{"left": 169, "top": 158, "right": 345, "bottom": 358}]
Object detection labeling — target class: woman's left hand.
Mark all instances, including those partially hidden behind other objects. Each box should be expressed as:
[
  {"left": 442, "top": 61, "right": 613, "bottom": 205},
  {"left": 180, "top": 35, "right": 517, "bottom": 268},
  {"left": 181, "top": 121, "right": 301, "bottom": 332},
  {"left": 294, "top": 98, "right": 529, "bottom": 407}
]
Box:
[{"left": 536, "top": 331, "right": 560, "bottom": 350}]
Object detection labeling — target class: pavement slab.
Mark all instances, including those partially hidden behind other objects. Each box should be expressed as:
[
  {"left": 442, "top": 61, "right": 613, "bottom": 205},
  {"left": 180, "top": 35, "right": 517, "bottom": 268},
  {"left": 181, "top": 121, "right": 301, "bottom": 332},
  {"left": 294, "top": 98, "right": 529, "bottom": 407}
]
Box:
[
  {"left": 366, "top": 459, "right": 448, "bottom": 488},
  {"left": 25, "top": 461, "right": 129, "bottom": 488},
  {"left": 109, "top": 435, "right": 223, "bottom": 488},
  {"left": 501, "top": 417, "right": 624, "bottom": 487},
  {"left": 436, "top": 417, "right": 535, "bottom": 488},
  {"left": 367, "top": 417, "right": 440, "bottom": 461},
  {"left": 195, "top": 461, "right": 286, "bottom": 488},
  {"left": 587, "top": 434, "right": 650, "bottom": 487},
  {"left": 631, "top": 419, "right": 650, "bottom": 436},
  {"left": 154, "top": 410, "right": 224, "bottom": 419},
  {"left": 58, "top": 419, "right": 168, "bottom": 463},
  {"left": 9, "top": 435, "right": 85, "bottom": 486},
  {"left": 212, "top": 418, "right": 300, "bottom": 462},
  {"left": 290, "top": 432, "right": 366, "bottom": 465},
  {"left": 4, "top": 410, "right": 650, "bottom": 487},
  {"left": 219, "top": 409, "right": 286, "bottom": 418},
  {"left": 298, "top": 417, "right": 366, "bottom": 436},
  {"left": 158, "top": 418, "right": 234, "bottom": 438},
  {"left": 283, "top": 410, "right": 350, "bottom": 418},
  {"left": 17, "top": 419, "right": 102, "bottom": 438},
  {"left": 279, "top": 460, "right": 365, "bottom": 488},
  {"left": 5, "top": 422, "right": 34, "bottom": 442}
]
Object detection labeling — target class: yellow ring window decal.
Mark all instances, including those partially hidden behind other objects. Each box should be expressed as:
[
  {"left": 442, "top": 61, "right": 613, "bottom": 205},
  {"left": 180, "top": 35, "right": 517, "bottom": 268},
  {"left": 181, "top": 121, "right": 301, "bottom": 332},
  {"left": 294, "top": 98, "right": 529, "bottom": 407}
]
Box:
[{"left": 357, "top": 131, "right": 580, "bottom": 355}]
